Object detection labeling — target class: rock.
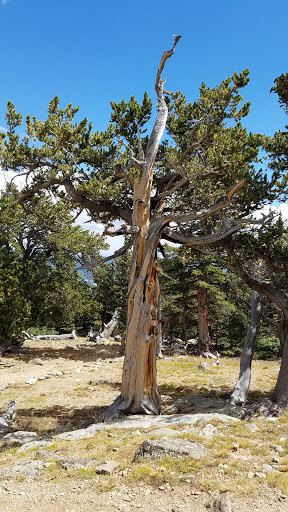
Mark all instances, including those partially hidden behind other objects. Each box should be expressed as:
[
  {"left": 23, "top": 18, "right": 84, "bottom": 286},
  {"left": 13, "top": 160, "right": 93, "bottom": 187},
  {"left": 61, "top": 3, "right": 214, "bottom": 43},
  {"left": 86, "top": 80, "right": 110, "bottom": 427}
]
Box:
[
  {"left": 163, "top": 395, "right": 242, "bottom": 418},
  {"left": 59, "top": 458, "right": 96, "bottom": 470},
  {"left": 150, "top": 427, "right": 183, "bottom": 438},
  {"left": 2, "top": 431, "right": 38, "bottom": 445},
  {"left": 56, "top": 412, "right": 239, "bottom": 442},
  {"left": 198, "top": 362, "right": 210, "bottom": 372},
  {"left": 95, "top": 460, "right": 120, "bottom": 474},
  {"left": 134, "top": 438, "right": 206, "bottom": 461},
  {"left": 30, "top": 358, "right": 44, "bottom": 365},
  {"left": 17, "top": 438, "right": 53, "bottom": 452},
  {"left": 271, "top": 444, "right": 284, "bottom": 453},
  {"left": 206, "top": 492, "right": 232, "bottom": 511},
  {"left": 199, "top": 424, "right": 221, "bottom": 439},
  {"left": 262, "top": 464, "right": 275, "bottom": 472},
  {"left": 246, "top": 423, "right": 258, "bottom": 432},
  {"left": 0, "top": 460, "right": 45, "bottom": 479},
  {"left": 26, "top": 377, "right": 38, "bottom": 385}
]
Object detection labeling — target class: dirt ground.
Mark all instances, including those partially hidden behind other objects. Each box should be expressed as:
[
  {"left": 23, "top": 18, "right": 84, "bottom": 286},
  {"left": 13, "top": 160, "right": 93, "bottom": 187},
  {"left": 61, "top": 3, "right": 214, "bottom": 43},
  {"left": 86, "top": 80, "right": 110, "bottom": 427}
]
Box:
[{"left": 0, "top": 338, "right": 287, "bottom": 512}]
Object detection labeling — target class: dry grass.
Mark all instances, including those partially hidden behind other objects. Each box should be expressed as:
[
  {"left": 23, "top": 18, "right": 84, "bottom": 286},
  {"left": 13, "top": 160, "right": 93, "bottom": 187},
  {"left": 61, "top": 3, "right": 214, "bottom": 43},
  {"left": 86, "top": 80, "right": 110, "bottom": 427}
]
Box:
[{"left": 0, "top": 337, "right": 286, "bottom": 501}]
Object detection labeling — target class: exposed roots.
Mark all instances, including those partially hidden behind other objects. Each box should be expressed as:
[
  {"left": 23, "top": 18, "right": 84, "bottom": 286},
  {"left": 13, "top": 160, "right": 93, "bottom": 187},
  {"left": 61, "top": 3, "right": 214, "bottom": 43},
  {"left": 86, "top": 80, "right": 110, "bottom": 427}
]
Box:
[
  {"left": 242, "top": 399, "right": 283, "bottom": 420},
  {"left": 96, "top": 394, "right": 160, "bottom": 423}
]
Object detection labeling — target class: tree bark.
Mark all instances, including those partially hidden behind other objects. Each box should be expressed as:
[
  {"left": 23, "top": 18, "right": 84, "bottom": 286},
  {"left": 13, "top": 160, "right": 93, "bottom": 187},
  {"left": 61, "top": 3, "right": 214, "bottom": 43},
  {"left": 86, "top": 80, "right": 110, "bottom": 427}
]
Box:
[
  {"left": 156, "top": 292, "right": 164, "bottom": 358},
  {"left": 276, "top": 312, "right": 286, "bottom": 357},
  {"left": 224, "top": 242, "right": 288, "bottom": 409},
  {"left": 230, "top": 289, "right": 261, "bottom": 405},
  {"left": 272, "top": 319, "right": 288, "bottom": 406},
  {"left": 98, "top": 38, "right": 182, "bottom": 421},
  {"left": 197, "top": 281, "right": 210, "bottom": 355}
]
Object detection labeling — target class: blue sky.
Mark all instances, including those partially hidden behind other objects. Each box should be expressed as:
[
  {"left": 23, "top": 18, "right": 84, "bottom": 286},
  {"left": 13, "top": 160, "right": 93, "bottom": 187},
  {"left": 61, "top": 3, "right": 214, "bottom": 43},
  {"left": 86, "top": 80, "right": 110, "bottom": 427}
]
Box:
[
  {"left": 0, "top": 0, "right": 287, "bottom": 137},
  {"left": 0, "top": 0, "right": 287, "bottom": 253}
]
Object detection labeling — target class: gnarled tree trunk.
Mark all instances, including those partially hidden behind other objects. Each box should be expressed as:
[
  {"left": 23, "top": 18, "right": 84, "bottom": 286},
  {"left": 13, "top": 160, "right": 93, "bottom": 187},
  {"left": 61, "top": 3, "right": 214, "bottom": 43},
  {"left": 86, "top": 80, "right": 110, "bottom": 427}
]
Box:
[
  {"left": 197, "top": 281, "right": 210, "bottom": 355},
  {"left": 230, "top": 289, "right": 261, "bottom": 405},
  {"left": 272, "top": 319, "right": 288, "bottom": 406},
  {"left": 99, "top": 37, "right": 181, "bottom": 421},
  {"left": 100, "top": 308, "right": 121, "bottom": 339}
]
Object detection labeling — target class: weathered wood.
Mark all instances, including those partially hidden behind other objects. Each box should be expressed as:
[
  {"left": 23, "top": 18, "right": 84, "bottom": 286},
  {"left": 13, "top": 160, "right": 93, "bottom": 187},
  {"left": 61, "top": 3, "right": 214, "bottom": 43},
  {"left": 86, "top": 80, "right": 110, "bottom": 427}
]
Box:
[
  {"left": 99, "top": 38, "right": 182, "bottom": 421},
  {"left": 100, "top": 308, "right": 121, "bottom": 339},
  {"left": 272, "top": 320, "right": 288, "bottom": 406},
  {"left": 196, "top": 282, "right": 210, "bottom": 355},
  {"left": 22, "top": 331, "right": 76, "bottom": 341},
  {"left": 230, "top": 289, "right": 261, "bottom": 406},
  {"left": 0, "top": 401, "right": 16, "bottom": 433}
]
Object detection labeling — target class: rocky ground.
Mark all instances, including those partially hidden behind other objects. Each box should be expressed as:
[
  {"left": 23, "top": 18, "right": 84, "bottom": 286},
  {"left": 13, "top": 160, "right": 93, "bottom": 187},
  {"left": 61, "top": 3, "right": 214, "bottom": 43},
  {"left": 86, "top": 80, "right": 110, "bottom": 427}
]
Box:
[{"left": 0, "top": 337, "right": 287, "bottom": 511}]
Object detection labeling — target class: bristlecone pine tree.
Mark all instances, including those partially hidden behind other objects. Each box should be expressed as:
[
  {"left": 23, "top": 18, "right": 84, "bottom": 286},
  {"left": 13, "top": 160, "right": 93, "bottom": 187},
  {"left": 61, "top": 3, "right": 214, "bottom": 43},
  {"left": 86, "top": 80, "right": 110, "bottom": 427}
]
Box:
[
  {"left": 224, "top": 73, "right": 288, "bottom": 410},
  {"left": 0, "top": 37, "right": 272, "bottom": 420}
]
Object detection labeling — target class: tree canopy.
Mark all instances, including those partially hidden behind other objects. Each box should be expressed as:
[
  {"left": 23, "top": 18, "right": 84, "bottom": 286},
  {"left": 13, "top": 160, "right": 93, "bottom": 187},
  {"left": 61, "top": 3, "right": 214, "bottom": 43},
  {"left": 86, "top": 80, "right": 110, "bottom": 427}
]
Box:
[{"left": 0, "top": 38, "right": 287, "bottom": 418}]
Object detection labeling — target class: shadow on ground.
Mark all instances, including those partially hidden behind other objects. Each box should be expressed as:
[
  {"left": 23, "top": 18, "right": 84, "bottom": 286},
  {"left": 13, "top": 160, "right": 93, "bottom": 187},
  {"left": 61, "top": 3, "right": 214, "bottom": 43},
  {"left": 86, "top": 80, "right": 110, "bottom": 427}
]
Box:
[
  {"left": 7, "top": 342, "right": 122, "bottom": 363},
  {"left": 14, "top": 404, "right": 107, "bottom": 433},
  {"left": 159, "top": 383, "right": 274, "bottom": 414}
]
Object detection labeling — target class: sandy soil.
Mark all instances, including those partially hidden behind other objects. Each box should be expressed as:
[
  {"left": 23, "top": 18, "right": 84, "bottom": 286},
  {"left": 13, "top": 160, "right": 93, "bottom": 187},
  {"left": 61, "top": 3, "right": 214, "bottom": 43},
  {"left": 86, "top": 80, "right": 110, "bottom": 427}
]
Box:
[{"left": 0, "top": 338, "right": 286, "bottom": 512}]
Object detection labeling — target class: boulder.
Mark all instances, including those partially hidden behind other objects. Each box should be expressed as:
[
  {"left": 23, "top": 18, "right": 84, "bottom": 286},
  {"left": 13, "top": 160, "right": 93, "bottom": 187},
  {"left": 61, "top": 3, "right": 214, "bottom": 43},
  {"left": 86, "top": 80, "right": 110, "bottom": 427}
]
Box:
[
  {"left": 95, "top": 460, "right": 120, "bottom": 474},
  {"left": 2, "top": 431, "right": 38, "bottom": 445},
  {"left": 0, "top": 460, "right": 46, "bottom": 479},
  {"left": 134, "top": 438, "right": 206, "bottom": 461},
  {"left": 206, "top": 492, "right": 232, "bottom": 511}
]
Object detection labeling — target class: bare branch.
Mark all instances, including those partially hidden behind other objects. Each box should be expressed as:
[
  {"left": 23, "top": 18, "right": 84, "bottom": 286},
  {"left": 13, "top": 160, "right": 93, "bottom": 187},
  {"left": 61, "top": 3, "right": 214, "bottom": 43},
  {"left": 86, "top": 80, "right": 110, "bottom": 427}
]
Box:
[
  {"left": 146, "top": 36, "right": 181, "bottom": 164},
  {"left": 118, "top": 137, "right": 146, "bottom": 165},
  {"left": 162, "top": 223, "right": 241, "bottom": 247},
  {"left": 224, "top": 241, "right": 288, "bottom": 320},
  {"left": 18, "top": 178, "right": 65, "bottom": 202},
  {"left": 63, "top": 177, "right": 132, "bottom": 224},
  {"left": 155, "top": 35, "right": 181, "bottom": 97},
  {"left": 104, "top": 224, "right": 140, "bottom": 237},
  {"left": 169, "top": 179, "right": 245, "bottom": 223},
  {"left": 154, "top": 177, "right": 188, "bottom": 201},
  {"left": 77, "top": 239, "right": 133, "bottom": 270}
]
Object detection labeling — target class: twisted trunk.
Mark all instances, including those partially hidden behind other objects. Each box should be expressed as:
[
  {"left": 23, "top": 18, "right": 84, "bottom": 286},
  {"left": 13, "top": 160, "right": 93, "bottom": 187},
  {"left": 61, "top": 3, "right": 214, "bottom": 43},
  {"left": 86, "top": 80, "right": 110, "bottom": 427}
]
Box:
[
  {"left": 272, "top": 319, "right": 288, "bottom": 406},
  {"left": 100, "top": 308, "right": 121, "bottom": 339},
  {"left": 197, "top": 281, "right": 210, "bottom": 355},
  {"left": 230, "top": 289, "right": 261, "bottom": 405},
  {"left": 98, "top": 36, "right": 181, "bottom": 422}
]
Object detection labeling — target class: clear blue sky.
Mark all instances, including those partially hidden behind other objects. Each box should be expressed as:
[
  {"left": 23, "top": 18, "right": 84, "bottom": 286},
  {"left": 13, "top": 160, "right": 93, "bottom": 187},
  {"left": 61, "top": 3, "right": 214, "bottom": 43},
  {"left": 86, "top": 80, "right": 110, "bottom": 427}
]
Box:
[{"left": 0, "top": 0, "right": 287, "bottom": 138}]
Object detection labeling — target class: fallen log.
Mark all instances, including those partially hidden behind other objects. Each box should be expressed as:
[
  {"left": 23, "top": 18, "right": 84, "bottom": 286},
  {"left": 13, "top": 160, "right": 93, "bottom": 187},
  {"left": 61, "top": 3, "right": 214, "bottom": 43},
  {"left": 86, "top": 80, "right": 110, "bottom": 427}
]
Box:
[{"left": 22, "top": 331, "right": 76, "bottom": 341}]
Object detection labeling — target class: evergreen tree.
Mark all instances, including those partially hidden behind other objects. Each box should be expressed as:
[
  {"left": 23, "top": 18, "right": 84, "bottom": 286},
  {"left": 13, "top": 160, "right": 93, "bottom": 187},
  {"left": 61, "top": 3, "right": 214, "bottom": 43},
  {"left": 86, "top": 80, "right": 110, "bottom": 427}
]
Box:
[
  {"left": 0, "top": 37, "right": 276, "bottom": 419},
  {"left": 0, "top": 184, "right": 106, "bottom": 346}
]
